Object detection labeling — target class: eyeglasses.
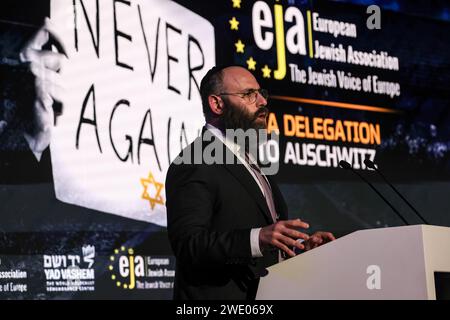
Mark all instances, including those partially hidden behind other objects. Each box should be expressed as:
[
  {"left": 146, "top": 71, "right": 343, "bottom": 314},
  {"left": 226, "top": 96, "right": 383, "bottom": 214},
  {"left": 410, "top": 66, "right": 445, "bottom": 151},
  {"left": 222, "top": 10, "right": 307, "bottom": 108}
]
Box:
[{"left": 218, "top": 88, "right": 269, "bottom": 104}]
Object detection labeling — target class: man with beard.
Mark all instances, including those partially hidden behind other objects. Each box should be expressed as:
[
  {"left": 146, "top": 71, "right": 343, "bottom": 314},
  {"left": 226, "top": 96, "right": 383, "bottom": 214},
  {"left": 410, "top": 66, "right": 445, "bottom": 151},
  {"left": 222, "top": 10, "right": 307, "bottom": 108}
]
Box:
[{"left": 165, "top": 65, "right": 335, "bottom": 300}]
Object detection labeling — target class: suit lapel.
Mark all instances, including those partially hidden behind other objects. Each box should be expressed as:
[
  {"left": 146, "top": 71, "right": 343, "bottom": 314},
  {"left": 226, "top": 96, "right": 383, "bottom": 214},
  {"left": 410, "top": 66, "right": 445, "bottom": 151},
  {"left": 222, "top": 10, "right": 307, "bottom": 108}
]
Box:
[
  {"left": 202, "top": 126, "right": 279, "bottom": 224},
  {"left": 223, "top": 160, "right": 274, "bottom": 224}
]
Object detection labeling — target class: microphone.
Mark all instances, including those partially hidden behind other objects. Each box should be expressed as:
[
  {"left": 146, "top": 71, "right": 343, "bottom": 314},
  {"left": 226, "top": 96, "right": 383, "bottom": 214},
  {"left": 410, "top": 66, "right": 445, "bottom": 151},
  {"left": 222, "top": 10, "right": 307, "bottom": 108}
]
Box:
[
  {"left": 339, "top": 160, "right": 409, "bottom": 225},
  {"left": 364, "top": 159, "right": 429, "bottom": 224}
]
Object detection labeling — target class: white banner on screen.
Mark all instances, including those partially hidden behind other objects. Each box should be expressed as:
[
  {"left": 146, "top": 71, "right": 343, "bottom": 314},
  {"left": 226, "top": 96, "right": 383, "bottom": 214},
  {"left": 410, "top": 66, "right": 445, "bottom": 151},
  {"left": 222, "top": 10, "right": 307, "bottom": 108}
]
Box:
[{"left": 50, "top": 0, "right": 215, "bottom": 226}]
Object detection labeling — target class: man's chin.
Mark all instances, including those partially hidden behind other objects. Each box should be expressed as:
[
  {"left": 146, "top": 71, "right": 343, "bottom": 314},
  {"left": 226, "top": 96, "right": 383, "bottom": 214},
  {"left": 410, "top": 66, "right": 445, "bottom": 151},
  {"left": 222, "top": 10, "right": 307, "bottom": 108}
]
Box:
[{"left": 253, "top": 118, "right": 268, "bottom": 130}]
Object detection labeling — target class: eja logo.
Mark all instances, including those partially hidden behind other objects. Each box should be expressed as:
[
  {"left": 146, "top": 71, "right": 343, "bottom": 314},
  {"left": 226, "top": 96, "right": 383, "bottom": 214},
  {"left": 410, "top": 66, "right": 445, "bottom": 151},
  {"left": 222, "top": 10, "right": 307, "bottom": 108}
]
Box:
[
  {"left": 109, "top": 246, "right": 139, "bottom": 290},
  {"left": 108, "top": 246, "right": 174, "bottom": 290},
  {"left": 228, "top": 0, "right": 307, "bottom": 80}
]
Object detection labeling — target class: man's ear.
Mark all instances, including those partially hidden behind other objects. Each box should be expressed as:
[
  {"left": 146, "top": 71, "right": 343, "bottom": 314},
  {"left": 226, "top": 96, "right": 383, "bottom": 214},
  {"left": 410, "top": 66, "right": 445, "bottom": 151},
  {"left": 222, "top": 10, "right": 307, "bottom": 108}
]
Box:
[{"left": 208, "top": 95, "right": 224, "bottom": 116}]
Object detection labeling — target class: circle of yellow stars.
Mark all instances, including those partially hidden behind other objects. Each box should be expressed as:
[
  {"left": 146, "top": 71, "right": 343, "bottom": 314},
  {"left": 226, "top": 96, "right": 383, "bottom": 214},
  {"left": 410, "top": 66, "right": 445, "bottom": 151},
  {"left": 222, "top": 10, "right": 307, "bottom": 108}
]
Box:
[
  {"left": 109, "top": 246, "right": 134, "bottom": 289},
  {"left": 140, "top": 171, "right": 164, "bottom": 210},
  {"left": 229, "top": 0, "right": 272, "bottom": 78}
]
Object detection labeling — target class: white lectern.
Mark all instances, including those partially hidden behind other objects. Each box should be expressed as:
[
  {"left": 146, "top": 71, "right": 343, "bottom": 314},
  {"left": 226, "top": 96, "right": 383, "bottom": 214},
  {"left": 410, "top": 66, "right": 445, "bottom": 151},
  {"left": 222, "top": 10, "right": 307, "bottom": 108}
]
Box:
[{"left": 256, "top": 225, "right": 450, "bottom": 300}]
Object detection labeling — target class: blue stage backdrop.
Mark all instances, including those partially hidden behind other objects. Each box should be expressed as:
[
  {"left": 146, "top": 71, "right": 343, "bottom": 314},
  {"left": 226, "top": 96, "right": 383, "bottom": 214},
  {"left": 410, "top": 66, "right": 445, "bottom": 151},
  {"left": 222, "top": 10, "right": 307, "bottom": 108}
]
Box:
[{"left": 0, "top": 0, "right": 449, "bottom": 299}]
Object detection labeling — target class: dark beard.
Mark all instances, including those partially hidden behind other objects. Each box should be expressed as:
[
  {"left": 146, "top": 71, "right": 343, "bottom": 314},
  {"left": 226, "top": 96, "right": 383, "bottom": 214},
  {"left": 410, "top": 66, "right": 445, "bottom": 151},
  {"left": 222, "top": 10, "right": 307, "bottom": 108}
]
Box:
[{"left": 221, "top": 101, "right": 268, "bottom": 131}]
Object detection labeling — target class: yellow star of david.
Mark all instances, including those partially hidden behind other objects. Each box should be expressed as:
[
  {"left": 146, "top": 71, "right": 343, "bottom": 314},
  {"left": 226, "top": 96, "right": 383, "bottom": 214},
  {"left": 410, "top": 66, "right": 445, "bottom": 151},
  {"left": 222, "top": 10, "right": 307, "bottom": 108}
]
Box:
[
  {"left": 261, "top": 64, "right": 272, "bottom": 78},
  {"left": 246, "top": 57, "right": 257, "bottom": 70},
  {"left": 232, "top": 0, "right": 241, "bottom": 9},
  {"left": 235, "top": 39, "right": 245, "bottom": 53},
  {"left": 140, "top": 171, "right": 164, "bottom": 210},
  {"left": 229, "top": 17, "right": 239, "bottom": 30}
]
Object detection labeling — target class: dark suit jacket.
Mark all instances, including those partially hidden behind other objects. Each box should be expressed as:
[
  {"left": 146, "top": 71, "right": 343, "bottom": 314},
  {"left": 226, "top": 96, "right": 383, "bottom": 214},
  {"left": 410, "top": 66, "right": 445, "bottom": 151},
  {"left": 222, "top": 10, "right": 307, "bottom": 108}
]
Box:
[{"left": 165, "top": 127, "right": 288, "bottom": 300}]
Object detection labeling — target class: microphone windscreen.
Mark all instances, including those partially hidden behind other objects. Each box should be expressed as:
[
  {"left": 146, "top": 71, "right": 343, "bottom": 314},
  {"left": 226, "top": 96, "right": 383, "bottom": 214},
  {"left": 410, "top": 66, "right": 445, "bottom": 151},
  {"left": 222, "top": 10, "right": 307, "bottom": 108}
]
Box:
[
  {"left": 339, "top": 160, "right": 351, "bottom": 170},
  {"left": 364, "top": 159, "right": 376, "bottom": 169}
]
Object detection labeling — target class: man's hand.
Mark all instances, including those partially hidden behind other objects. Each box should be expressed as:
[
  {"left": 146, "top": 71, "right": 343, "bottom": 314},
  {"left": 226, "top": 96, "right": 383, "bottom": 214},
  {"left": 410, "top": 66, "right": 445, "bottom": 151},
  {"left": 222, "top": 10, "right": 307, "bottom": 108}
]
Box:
[
  {"left": 259, "top": 219, "right": 310, "bottom": 258},
  {"left": 19, "top": 17, "right": 69, "bottom": 161},
  {"left": 303, "top": 231, "right": 336, "bottom": 251}
]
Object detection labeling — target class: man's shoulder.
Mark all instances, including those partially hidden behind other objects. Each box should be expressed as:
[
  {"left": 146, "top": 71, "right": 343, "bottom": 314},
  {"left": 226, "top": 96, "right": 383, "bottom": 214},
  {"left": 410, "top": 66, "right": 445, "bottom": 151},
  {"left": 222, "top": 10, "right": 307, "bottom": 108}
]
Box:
[
  {"left": 168, "top": 130, "right": 232, "bottom": 166},
  {"left": 167, "top": 135, "right": 204, "bottom": 170},
  {"left": 166, "top": 135, "right": 217, "bottom": 182}
]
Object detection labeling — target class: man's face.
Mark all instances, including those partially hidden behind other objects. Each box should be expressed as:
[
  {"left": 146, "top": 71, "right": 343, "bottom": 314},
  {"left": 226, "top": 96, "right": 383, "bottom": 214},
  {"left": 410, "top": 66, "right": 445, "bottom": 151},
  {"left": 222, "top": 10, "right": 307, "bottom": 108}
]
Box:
[{"left": 219, "top": 67, "right": 268, "bottom": 131}]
